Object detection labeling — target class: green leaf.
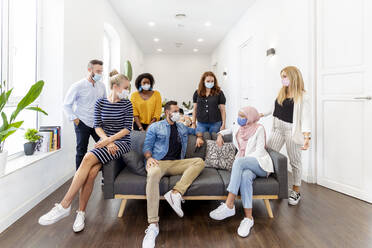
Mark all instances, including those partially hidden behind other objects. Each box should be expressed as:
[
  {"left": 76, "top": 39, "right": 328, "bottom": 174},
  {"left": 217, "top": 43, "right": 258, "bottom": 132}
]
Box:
[
  {"left": 24, "top": 128, "right": 41, "bottom": 142},
  {"left": 10, "top": 80, "right": 44, "bottom": 122},
  {"left": 0, "top": 88, "right": 13, "bottom": 113},
  {"left": 26, "top": 106, "right": 48, "bottom": 116},
  {"left": 0, "top": 121, "right": 24, "bottom": 141},
  {"left": 124, "top": 60, "right": 133, "bottom": 81},
  {"left": 0, "top": 112, "right": 9, "bottom": 133}
]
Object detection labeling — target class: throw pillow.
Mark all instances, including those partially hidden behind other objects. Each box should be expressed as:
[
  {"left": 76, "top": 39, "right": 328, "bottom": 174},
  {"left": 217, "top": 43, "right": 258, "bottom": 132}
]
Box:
[
  {"left": 122, "top": 150, "right": 146, "bottom": 176},
  {"left": 205, "top": 140, "right": 236, "bottom": 171}
]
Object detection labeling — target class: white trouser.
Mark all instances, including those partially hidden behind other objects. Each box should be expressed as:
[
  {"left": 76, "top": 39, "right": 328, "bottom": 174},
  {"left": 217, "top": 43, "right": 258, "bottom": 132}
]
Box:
[{"left": 268, "top": 117, "right": 302, "bottom": 186}]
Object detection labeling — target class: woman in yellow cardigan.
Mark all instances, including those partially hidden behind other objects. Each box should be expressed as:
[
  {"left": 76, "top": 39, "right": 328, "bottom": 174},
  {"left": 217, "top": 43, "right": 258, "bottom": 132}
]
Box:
[{"left": 131, "top": 73, "right": 162, "bottom": 131}]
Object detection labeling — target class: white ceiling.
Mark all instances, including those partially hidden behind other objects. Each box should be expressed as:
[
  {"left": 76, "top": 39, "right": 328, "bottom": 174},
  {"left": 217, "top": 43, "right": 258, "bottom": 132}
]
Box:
[{"left": 108, "top": 0, "right": 256, "bottom": 54}]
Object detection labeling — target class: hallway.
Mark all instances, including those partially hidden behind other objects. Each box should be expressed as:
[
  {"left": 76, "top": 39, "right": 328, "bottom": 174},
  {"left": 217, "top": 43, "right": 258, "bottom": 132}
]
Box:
[{"left": 1, "top": 0, "right": 372, "bottom": 247}]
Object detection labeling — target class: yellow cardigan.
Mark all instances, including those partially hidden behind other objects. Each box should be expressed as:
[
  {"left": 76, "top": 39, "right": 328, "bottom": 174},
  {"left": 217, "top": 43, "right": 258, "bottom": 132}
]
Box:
[{"left": 130, "top": 90, "right": 162, "bottom": 124}]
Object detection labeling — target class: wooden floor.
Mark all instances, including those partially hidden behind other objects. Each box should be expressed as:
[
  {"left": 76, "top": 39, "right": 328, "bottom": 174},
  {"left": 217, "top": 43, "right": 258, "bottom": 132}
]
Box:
[{"left": 1, "top": 173, "right": 372, "bottom": 248}]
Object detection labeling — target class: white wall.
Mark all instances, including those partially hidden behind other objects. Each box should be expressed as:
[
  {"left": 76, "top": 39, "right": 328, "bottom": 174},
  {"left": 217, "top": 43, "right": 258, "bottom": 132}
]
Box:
[
  {"left": 0, "top": 0, "right": 144, "bottom": 233},
  {"left": 144, "top": 54, "right": 211, "bottom": 108},
  {"left": 211, "top": 0, "right": 315, "bottom": 182}
]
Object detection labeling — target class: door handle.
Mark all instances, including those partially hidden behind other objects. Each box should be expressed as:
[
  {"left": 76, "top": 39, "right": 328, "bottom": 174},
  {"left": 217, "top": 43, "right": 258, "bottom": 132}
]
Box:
[{"left": 353, "top": 96, "right": 372, "bottom": 100}]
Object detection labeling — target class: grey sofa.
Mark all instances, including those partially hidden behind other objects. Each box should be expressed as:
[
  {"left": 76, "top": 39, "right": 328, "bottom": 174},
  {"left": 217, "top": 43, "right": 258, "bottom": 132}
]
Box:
[{"left": 103, "top": 131, "right": 288, "bottom": 218}]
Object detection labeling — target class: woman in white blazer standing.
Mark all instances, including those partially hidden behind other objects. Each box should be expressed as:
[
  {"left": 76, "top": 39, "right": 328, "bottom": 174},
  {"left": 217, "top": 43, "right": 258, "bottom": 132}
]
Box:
[
  {"left": 209, "top": 106, "right": 273, "bottom": 238},
  {"left": 262, "top": 66, "right": 311, "bottom": 206}
]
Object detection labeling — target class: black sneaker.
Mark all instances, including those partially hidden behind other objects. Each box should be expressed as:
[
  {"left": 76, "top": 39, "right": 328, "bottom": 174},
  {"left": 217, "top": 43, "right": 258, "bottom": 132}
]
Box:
[{"left": 288, "top": 190, "right": 301, "bottom": 206}]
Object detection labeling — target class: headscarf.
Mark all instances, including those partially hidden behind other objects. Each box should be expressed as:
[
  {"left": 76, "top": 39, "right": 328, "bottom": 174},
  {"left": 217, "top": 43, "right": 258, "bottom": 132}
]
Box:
[{"left": 236, "top": 106, "right": 265, "bottom": 157}]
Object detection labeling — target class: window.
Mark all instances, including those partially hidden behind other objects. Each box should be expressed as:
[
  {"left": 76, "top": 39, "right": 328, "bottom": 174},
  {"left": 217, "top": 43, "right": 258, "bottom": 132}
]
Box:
[
  {"left": 103, "top": 23, "right": 121, "bottom": 86},
  {"left": 1, "top": 0, "right": 39, "bottom": 157}
]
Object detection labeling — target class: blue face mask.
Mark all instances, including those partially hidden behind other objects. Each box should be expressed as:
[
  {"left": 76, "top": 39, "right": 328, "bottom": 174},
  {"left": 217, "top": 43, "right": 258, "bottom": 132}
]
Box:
[
  {"left": 204, "top": 82, "right": 214, "bottom": 89},
  {"left": 92, "top": 73, "right": 102, "bottom": 82},
  {"left": 237, "top": 117, "right": 248, "bottom": 126}
]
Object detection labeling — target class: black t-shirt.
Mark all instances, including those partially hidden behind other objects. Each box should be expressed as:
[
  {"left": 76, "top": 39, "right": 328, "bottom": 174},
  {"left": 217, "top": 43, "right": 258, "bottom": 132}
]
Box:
[
  {"left": 273, "top": 98, "right": 294, "bottom": 123},
  {"left": 162, "top": 123, "right": 182, "bottom": 161},
  {"left": 193, "top": 90, "right": 226, "bottom": 123}
]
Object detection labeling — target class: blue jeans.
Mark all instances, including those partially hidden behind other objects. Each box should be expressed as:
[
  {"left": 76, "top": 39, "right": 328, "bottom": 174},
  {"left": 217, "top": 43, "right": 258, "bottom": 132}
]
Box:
[
  {"left": 196, "top": 121, "right": 222, "bottom": 135},
  {"left": 227, "top": 157, "right": 267, "bottom": 209}
]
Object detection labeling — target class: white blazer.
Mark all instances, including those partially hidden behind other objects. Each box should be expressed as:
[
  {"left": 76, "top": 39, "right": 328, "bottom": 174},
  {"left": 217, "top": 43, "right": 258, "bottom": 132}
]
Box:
[
  {"left": 219, "top": 125, "right": 274, "bottom": 173},
  {"left": 264, "top": 92, "right": 311, "bottom": 145}
]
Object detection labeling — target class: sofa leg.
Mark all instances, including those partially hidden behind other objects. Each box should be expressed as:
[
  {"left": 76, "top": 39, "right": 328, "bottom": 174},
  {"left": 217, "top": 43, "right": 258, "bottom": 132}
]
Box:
[
  {"left": 264, "top": 199, "right": 274, "bottom": 218},
  {"left": 118, "top": 199, "right": 127, "bottom": 218}
]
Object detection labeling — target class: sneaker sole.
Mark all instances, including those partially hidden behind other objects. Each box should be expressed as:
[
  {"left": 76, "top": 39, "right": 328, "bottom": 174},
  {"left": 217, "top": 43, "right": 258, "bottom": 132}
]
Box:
[
  {"left": 288, "top": 198, "right": 301, "bottom": 206},
  {"left": 209, "top": 210, "right": 235, "bottom": 221},
  {"left": 73, "top": 224, "right": 85, "bottom": 233},
  {"left": 38, "top": 211, "right": 70, "bottom": 226},
  {"left": 237, "top": 230, "right": 251, "bottom": 238},
  {"left": 164, "top": 193, "right": 184, "bottom": 218}
]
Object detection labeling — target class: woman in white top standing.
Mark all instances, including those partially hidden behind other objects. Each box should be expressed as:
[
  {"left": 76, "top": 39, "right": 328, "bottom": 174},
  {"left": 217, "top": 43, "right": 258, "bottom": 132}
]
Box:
[
  {"left": 209, "top": 106, "right": 273, "bottom": 238},
  {"left": 262, "top": 66, "right": 311, "bottom": 206}
]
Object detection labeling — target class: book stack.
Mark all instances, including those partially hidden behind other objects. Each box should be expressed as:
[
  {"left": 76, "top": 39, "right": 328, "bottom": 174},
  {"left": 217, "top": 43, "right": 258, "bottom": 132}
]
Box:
[{"left": 38, "top": 126, "right": 61, "bottom": 152}]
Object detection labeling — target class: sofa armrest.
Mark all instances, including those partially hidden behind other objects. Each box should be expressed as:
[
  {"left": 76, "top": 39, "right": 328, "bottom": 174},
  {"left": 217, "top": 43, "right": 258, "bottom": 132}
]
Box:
[
  {"left": 267, "top": 148, "right": 288, "bottom": 199},
  {"left": 103, "top": 158, "right": 126, "bottom": 199}
]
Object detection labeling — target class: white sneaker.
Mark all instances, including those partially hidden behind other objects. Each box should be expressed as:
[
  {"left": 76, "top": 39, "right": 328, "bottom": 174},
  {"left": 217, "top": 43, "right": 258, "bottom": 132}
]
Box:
[
  {"left": 73, "top": 211, "right": 85, "bottom": 232},
  {"left": 288, "top": 190, "right": 301, "bottom": 206},
  {"left": 237, "top": 217, "right": 254, "bottom": 237},
  {"left": 38, "top": 203, "right": 71, "bottom": 226},
  {"left": 142, "top": 224, "right": 159, "bottom": 248},
  {"left": 164, "top": 190, "right": 185, "bottom": 218},
  {"left": 209, "top": 203, "right": 235, "bottom": 221}
]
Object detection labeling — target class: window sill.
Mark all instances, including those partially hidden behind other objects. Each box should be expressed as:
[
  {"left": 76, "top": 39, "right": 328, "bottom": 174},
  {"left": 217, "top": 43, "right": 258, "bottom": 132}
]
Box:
[{"left": 0, "top": 149, "right": 63, "bottom": 179}]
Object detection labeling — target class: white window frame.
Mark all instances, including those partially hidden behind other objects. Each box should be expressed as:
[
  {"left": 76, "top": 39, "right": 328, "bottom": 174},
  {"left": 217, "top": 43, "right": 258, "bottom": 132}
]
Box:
[{"left": 1, "top": 0, "right": 40, "bottom": 158}]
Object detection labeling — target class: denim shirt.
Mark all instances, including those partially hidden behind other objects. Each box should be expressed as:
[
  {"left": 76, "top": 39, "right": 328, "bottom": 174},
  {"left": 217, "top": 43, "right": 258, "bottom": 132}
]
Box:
[{"left": 143, "top": 120, "right": 196, "bottom": 160}]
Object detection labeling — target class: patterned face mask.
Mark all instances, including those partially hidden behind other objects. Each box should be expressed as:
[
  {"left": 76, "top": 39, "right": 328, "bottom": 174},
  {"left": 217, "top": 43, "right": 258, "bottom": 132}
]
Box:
[
  {"left": 117, "top": 89, "right": 130, "bottom": 100},
  {"left": 170, "top": 112, "right": 181, "bottom": 122}
]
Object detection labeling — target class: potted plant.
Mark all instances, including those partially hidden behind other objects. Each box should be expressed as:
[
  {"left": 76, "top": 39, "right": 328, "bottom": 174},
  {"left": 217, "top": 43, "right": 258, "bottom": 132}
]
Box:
[
  {"left": 24, "top": 128, "right": 41, "bottom": 155},
  {"left": 0, "top": 80, "right": 47, "bottom": 174}
]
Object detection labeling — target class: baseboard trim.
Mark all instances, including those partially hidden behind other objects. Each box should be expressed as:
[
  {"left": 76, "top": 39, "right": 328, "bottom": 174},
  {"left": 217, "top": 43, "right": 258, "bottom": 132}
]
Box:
[{"left": 0, "top": 170, "right": 75, "bottom": 234}]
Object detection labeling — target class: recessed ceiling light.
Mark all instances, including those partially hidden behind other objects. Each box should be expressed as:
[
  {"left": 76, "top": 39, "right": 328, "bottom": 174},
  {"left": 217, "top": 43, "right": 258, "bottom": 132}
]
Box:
[
  {"left": 175, "top": 42, "right": 183, "bottom": 48},
  {"left": 153, "top": 38, "right": 160, "bottom": 42},
  {"left": 148, "top": 21, "right": 156, "bottom": 27},
  {"left": 204, "top": 21, "right": 212, "bottom": 27},
  {"left": 175, "top": 14, "right": 187, "bottom": 20},
  {"left": 197, "top": 38, "right": 204, "bottom": 42},
  {"left": 157, "top": 48, "right": 163, "bottom": 52},
  {"left": 193, "top": 48, "right": 199, "bottom": 52}
]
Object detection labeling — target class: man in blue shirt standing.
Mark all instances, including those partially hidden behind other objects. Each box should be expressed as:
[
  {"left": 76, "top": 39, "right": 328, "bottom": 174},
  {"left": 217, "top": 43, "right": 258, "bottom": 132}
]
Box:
[
  {"left": 63, "top": 59, "right": 107, "bottom": 170},
  {"left": 142, "top": 101, "right": 205, "bottom": 248}
]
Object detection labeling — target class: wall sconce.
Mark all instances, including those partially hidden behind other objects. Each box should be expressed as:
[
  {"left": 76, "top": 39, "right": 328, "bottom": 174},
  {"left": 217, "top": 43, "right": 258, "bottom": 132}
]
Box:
[
  {"left": 266, "top": 48, "right": 276, "bottom": 57},
  {"left": 222, "top": 68, "right": 228, "bottom": 78}
]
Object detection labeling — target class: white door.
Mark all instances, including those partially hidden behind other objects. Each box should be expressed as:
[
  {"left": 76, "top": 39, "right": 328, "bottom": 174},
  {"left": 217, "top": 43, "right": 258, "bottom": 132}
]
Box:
[
  {"left": 239, "top": 37, "right": 258, "bottom": 109},
  {"left": 316, "top": 0, "right": 372, "bottom": 203}
]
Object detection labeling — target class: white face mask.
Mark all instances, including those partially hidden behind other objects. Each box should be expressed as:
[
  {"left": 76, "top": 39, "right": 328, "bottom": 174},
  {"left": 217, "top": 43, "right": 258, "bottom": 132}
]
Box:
[
  {"left": 170, "top": 112, "right": 181, "bottom": 122},
  {"left": 117, "top": 89, "right": 130, "bottom": 100},
  {"left": 142, "top": 84, "right": 151, "bottom": 91}
]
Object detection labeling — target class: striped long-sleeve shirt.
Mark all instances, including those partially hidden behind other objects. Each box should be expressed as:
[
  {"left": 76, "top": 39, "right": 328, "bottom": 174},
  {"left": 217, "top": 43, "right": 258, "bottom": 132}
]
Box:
[{"left": 93, "top": 98, "right": 133, "bottom": 143}]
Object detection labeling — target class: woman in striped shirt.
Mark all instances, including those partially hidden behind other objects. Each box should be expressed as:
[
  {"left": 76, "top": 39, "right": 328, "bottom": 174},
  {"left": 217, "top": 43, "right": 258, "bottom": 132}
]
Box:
[{"left": 39, "top": 70, "right": 133, "bottom": 232}]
